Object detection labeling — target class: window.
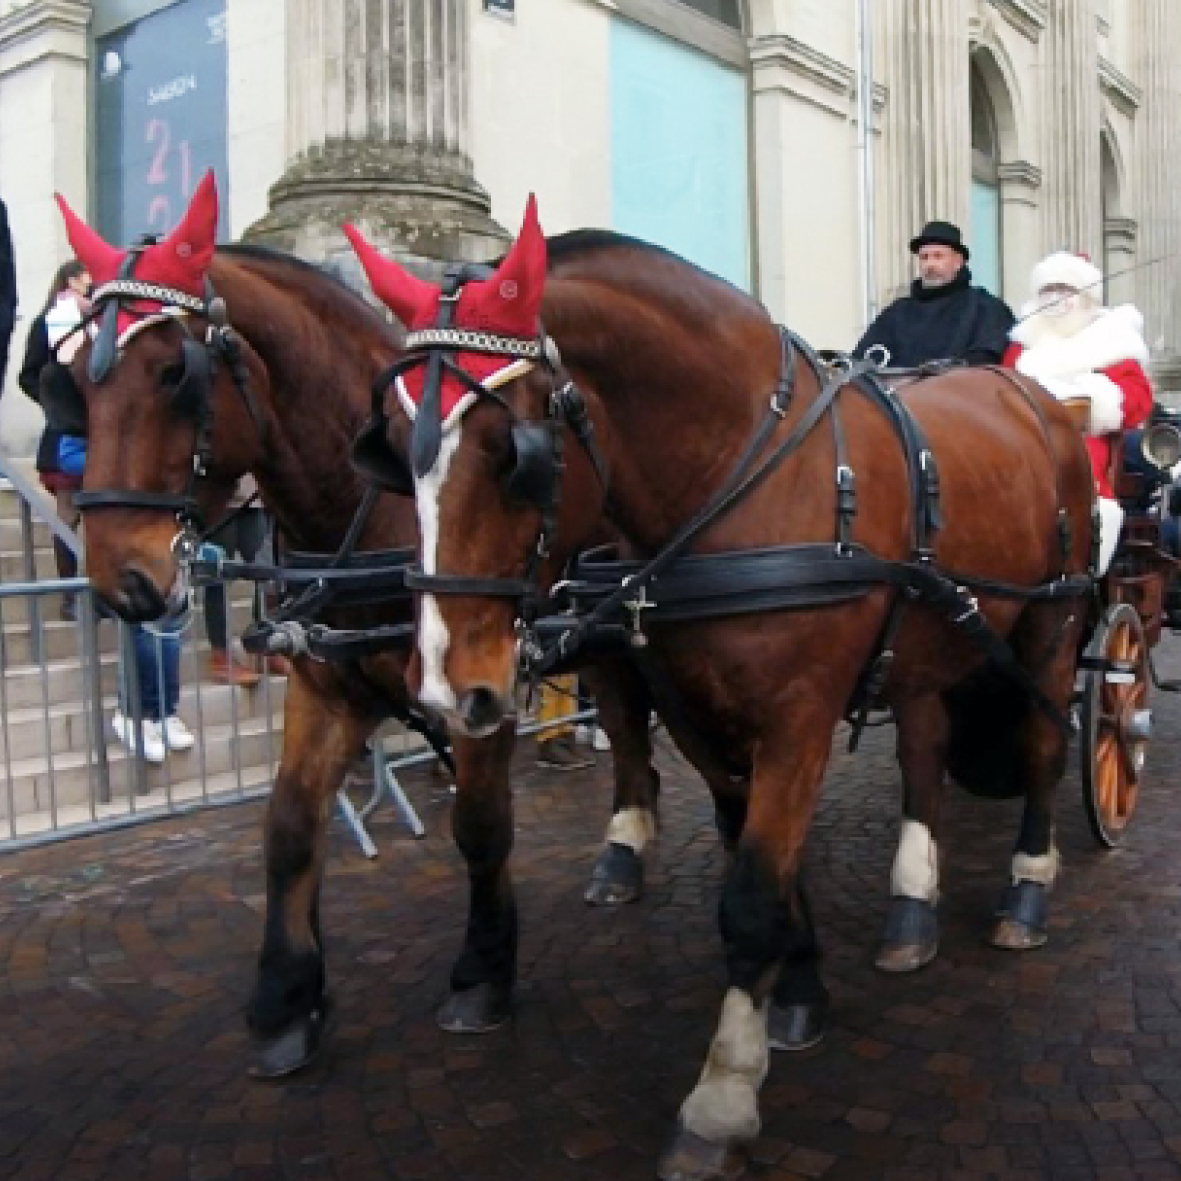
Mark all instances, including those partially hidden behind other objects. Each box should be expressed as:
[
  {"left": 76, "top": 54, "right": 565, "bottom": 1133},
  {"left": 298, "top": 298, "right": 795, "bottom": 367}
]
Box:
[
  {"left": 969, "top": 60, "right": 1002, "bottom": 295},
  {"left": 680, "top": 0, "right": 742, "bottom": 29}
]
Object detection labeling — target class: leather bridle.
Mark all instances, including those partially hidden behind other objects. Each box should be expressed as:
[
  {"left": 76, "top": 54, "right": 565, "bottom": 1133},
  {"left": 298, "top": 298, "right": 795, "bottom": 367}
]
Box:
[
  {"left": 70, "top": 243, "right": 265, "bottom": 559},
  {"left": 361, "top": 264, "right": 608, "bottom": 629}
]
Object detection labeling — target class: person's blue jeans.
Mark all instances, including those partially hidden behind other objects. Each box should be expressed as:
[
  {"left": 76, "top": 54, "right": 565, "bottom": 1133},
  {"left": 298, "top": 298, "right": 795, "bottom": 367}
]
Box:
[{"left": 120, "top": 621, "right": 183, "bottom": 722}]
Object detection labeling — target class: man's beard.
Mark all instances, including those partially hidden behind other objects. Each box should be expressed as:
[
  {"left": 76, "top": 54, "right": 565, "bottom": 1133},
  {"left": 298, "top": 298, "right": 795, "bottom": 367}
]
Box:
[{"left": 920, "top": 273, "right": 954, "bottom": 288}]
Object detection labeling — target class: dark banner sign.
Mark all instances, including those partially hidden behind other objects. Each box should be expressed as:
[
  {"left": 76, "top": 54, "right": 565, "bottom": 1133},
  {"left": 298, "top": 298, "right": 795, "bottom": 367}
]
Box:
[
  {"left": 95, "top": 0, "right": 229, "bottom": 245},
  {"left": 483, "top": 0, "right": 515, "bottom": 15}
]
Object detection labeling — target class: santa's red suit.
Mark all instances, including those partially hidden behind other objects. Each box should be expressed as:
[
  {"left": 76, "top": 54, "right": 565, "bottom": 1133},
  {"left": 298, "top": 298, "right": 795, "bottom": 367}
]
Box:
[{"left": 1001, "top": 252, "right": 1153, "bottom": 573}]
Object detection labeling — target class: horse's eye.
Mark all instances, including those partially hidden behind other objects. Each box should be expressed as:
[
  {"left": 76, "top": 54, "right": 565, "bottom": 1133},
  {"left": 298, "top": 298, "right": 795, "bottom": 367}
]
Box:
[{"left": 159, "top": 361, "right": 185, "bottom": 389}]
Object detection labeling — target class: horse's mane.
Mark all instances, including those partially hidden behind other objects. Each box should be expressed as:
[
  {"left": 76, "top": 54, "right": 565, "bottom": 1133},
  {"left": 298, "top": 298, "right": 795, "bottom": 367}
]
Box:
[{"left": 216, "top": 242, "right": 395, "bottom": 335}]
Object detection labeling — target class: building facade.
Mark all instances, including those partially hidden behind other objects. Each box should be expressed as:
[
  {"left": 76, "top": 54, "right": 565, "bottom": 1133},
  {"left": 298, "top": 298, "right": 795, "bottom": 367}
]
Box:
[{"left": 0, "top": 0, "right": 1178, "bottom": 453}]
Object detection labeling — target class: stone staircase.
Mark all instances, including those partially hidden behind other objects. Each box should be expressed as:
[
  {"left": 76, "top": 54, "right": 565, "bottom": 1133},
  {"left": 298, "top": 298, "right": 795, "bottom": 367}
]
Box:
[{"left": 0, "top": 481, "right": 286, "bottom": 840}]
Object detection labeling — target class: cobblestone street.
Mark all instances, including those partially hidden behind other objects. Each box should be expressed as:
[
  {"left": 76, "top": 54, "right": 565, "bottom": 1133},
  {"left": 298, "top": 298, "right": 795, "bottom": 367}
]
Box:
[{"left": 4, "top": 644, "right": 1181, "bottom": 1180}]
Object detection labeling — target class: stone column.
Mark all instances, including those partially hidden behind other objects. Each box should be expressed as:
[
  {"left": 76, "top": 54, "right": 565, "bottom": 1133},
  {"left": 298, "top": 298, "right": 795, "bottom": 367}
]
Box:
[
  {"left": 875, "top": 0, "right": 971, "bottom": 302},
  {"left": 1039, "top": 0, "right": 1101, "bottom": 258},
  {"left": 247, "top": 0, "right": 507, "bottom": 274},
  {"left": 0, "top": 0, "right": 91, "bottom": 456},
  {"left": 1133, "top": 0, "right": 1181, "bottom": 389}
]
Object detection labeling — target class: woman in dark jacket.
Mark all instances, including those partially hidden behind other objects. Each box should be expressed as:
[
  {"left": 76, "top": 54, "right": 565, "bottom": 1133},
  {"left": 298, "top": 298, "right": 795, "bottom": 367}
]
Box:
[{"left": 18, "top": 259, "right": 90, "bottom": 619}]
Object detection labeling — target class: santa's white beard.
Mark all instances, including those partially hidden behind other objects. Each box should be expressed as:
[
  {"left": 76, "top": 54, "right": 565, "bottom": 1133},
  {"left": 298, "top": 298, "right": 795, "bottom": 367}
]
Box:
[{"left": 1018, "top": 305, "right": 1099, "bottom": 347}]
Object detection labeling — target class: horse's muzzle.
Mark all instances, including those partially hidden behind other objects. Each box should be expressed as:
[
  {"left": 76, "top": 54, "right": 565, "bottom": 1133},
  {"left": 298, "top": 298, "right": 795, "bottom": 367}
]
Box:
[{"left": 455, "top": 686, "right": 509, "bottom": 738}]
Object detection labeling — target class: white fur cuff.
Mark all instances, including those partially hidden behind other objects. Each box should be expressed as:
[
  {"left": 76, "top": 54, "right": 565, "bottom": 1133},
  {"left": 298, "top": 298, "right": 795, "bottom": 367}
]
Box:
[{"left": 1073, "top": 372, "right": 1124, "bottom": 435}]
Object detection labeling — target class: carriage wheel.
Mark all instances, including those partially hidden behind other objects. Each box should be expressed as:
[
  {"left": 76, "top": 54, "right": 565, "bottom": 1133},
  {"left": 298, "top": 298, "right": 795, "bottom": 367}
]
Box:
[{"left": 1081, "top": 601, "right": 1151, "bottom": 847}]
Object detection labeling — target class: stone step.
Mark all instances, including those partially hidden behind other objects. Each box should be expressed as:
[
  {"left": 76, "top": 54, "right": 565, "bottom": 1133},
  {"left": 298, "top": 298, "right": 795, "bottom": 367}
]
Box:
[
  {"left": 0, "top": 515, "right": 53, "bottom": 552},
  {"left": 1, "top": 596, "right": 261, "bottom": 664},
  {"left": 0, "top": 546, "right": 60, "bottom": 582},
  {"left": 0, "top": 638, "right": 289, "bottom": 711},
  {"left": 1, "top": 765, "right": 277, "bottom": 842},
  {"left": 0, "top": 712, "right": 283, "bottom": 821},
  {"left": 0, "top": 675, "right": 286, "bottom": 762}
]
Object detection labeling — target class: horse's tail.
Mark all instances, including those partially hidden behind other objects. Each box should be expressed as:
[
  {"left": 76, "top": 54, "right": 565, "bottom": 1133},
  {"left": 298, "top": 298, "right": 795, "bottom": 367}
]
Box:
[{"left": 943, "top": 665, "right": 1031, "bottom": 800}]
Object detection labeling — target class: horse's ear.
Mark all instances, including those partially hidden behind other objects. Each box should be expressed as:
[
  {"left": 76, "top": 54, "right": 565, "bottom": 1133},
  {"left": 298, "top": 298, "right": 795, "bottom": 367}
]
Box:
[
  {"left": 343, "top": 223, "right": 439, "bottom": 326},
  {"left": 54, "top": 193, "right": 124, "bottom": 285},
  {"left": 157, "top": 169, "right": 219, "bottom": 282},
  {"left": 488, "top": 194, "right": 547, "bottom": 326}
]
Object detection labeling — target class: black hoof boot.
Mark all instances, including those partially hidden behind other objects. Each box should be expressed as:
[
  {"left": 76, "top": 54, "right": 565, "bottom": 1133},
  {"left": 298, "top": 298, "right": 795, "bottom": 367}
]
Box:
[
  {"left": 875, "top": 896, "right": 939, "bottom": 973},
  {"left": 437, "top": 982, "right": 513, "bottom": 1034},
  {"left": 990, "top": 880, "right": 1048, "bottom": 950},
  {"left": 249, "top": 1002, "right": 330, "bottom": 1079},
  {"left": 584, "top": 841, "right": 644, "bottom": 906},
  {"left": 768, "top": 999, "right": 828, "bottom": 1052},
  {"left": 657, "top": 1123, "right": 745, "bottom": 1181}
]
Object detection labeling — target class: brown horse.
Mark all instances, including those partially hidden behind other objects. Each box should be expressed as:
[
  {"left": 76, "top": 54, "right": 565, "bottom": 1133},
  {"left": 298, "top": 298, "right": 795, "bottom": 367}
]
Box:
[
  {"left": 54, "top": 177, "right": 662, "bottom": 1077},
  {"left": 347, "top": 202, "right": 1095, "bottom": 1178}
]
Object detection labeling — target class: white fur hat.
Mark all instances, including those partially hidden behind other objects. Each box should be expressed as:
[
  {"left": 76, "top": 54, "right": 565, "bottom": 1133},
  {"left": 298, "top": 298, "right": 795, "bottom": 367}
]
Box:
[{"left": 1030, "top": 251, "right": 1103, "bottom": 298}]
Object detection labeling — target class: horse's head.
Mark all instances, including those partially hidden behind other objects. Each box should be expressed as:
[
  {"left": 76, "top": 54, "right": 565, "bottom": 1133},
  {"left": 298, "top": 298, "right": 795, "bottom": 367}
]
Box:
[
  {"left": 55, "top": 173, "right": 263, "bottom": 620},
  {"left": 346, "top": 198, "right": 570, "bottom": 736}
]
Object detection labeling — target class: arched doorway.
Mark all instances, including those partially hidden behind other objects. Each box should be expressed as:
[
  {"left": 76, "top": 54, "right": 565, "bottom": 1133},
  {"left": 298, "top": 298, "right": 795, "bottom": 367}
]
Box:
[
  {"left": 969, "top": 59, "right": 1002, "bottom": 295},
  {"left": 1100, "top": 129, "right": 1135, "bottom": 304}
]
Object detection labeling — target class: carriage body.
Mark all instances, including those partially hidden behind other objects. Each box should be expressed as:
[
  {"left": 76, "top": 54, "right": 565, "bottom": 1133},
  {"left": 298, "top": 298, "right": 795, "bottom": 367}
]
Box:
[{"left": 1077, "top": 420, "right": 1181, "bottom": 846}]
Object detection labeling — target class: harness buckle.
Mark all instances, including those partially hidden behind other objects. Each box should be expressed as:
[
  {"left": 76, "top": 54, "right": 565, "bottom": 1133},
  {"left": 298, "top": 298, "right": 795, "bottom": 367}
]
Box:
[
  {"left": 622, "top": 579, "right": 656, "bottom": 645},
  {"left": 952, "top": 586, "right": 982, "bottom": 630}
]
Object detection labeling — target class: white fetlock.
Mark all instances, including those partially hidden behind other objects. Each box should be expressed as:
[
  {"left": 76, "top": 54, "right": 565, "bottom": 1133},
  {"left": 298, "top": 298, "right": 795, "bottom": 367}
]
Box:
[
  {"left": 606, "top": 806, "right": 657, "bottom": 853},
  {"left": 678, "top": 989, "right": 768, "bottom": 1144}
]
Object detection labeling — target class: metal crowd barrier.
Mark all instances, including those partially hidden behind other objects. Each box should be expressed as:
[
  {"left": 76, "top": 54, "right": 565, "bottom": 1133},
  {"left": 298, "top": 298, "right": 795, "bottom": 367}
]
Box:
[{"left": 0, "top": 456, "right": 593, "bottom": 855}]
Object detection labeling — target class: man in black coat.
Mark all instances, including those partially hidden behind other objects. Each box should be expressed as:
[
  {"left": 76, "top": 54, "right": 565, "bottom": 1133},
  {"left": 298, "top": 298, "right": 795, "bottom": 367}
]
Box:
[
  {"left": 853, "top": 220, "right": 1015, "bottom": 368},
  {"left": 0, "top": 197, "right": 15, "bottom": 393}
]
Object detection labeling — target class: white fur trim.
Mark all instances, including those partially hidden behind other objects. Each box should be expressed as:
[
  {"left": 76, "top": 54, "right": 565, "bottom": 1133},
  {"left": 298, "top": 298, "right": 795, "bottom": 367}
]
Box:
[
  {"left": 606, "top": 807, "right": 657, "bottom": 853},
  {"left": 1010, "top": 304, "right": 1149, "bottom": 371},
  {"left": 1030, "top": 251, "right": 1102, "bottom": 298},
  {"left": 890, "top": 818, "right": 939, "bottom": 902},
  {"left": 1096, "top": 496, "right": 1124, "bottom": 577},
  {"left": 679, "top": 989, "right": 768, "bottom": 1144},
  {"left": 1073, "top": 372, "right": 1124, "bottom": 435},
  {"left": 1012, "top": 846, "right": 1060, "bottom": 887}
]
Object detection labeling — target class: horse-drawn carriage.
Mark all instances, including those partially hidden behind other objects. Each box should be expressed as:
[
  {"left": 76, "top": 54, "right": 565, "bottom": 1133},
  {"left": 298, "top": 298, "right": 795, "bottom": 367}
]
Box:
[{"left": 1074, "top": 407, "right": 1181, "bottom": 846}]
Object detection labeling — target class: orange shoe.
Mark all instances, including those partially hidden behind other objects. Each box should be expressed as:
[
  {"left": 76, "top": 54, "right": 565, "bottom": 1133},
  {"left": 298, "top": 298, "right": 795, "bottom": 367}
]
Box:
[{"left": 209, "top": 648, "right": 263, "bottom": 687}]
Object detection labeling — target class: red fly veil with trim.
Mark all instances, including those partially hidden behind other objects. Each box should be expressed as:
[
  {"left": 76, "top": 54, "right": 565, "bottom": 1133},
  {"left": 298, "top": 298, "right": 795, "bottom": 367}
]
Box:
[
  {"left": 54, "top": 171, "right": 220, "bottom": 337},
  {"left": 343, "top": 196, "right": 547, "bottom": 420}
]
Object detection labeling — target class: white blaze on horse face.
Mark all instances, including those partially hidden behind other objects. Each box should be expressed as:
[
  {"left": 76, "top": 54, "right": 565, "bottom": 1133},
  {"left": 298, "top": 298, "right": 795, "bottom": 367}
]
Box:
[
  {"left": 414, "top": 427, "right": 464, "bottom": 714},
  {"left": 679, "top": 988, "right": 769, "bottom": 1144},
  {"left": 606, "top": 807, "right": 657, "bottom": 854},
  {"left": 891, "top": 817, "right": 939, "bottom": 902}
]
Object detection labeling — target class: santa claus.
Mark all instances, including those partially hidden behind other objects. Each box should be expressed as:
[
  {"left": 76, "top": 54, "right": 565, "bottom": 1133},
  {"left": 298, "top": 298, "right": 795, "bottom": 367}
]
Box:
[{"left": 1002, "top": 251, "right": 1153, "bottom": 574}]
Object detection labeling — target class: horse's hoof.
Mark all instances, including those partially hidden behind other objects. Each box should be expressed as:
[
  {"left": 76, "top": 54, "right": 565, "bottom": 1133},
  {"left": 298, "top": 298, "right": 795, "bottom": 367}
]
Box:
[
  {"left": 990, "top": 880, "right": 1048, "bottom": 951},
  {"left": 584, "top": 841, "right": 643, "bottom": 906},
  {"left": 989, "top": 918, "right": 1047, "bottom": 950},
  {"left": 436, "top": 982, "right": 512, "bottom": 1034},
  {"left": 248, "top": 1006, "right": 328, "bottom": 1079},
  {"left": 768, "top": 1001, "right": 827, "bottom": 1052},
  {"left": 875, "top": 896, "right": 939, "bottom": 973},
  {"left": 657, "top": 1124, "right": 745, "bottom": 1181}
]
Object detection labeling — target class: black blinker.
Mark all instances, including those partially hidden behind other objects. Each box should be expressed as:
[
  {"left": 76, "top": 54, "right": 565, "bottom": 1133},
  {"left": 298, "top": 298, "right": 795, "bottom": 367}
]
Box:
[
  {"left": 351, "top": 414, "right": 414, "bottom": 496},
  {"left": 504, "top": 423, "right": 557, "bottom": 507}
]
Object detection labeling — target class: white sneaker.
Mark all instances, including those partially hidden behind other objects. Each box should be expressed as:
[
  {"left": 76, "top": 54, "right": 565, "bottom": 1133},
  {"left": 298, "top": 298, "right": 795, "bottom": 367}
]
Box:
[
  {"left": 111, "top": 711, "right": 166, "bottom": 764},
  {"left": 592, "top": 726, "right": 611, "bottom": 752},
  {"left": 163, "top": 715, "right": 195, "bottom": 752}
]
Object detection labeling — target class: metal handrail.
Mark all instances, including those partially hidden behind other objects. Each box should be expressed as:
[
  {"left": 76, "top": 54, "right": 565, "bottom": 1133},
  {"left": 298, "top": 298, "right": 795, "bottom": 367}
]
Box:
[{"left": 0, "top": 454, "right": 84, "bottom": 558}]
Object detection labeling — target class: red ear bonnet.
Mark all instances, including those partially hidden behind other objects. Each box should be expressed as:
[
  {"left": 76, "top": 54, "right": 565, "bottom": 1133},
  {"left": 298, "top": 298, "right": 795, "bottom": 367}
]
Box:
[
  {"left": 55, "top": 170, "right": 221, "bottom": 339},
  {"left": 343, "top": 195, "right": 548, "bottom": 420}
]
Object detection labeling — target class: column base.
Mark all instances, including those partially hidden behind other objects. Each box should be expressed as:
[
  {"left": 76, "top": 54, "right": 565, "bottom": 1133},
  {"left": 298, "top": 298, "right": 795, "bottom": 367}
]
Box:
[{"left": 243, "top": 141, "right": 511, "bottom": 281}]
